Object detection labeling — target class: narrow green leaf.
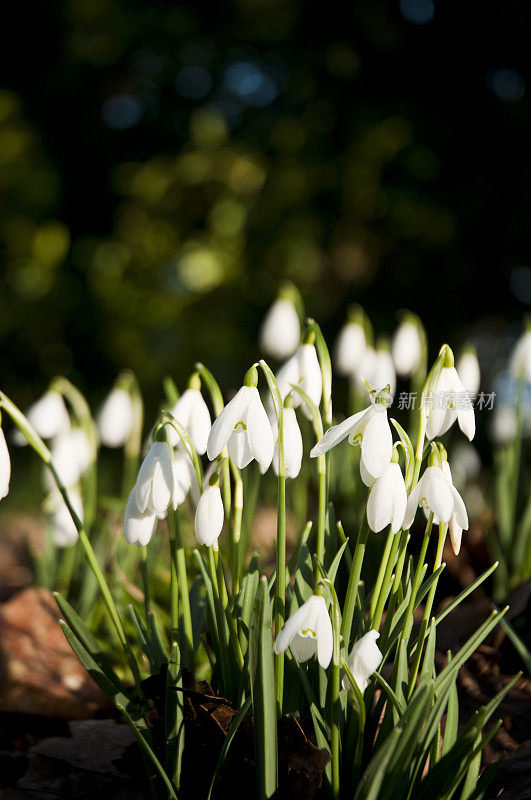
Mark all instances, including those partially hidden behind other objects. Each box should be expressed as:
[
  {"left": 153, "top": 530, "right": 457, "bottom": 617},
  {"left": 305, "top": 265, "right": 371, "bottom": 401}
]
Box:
[
  {"left": 165, "top": 642, "right": 184, "bottom": 789},
  {"left": 207, "top": 697, "right": 252, "bottom": 800},
  {"left": 249, "top": 576, "right": 278, "bottom": 799}
]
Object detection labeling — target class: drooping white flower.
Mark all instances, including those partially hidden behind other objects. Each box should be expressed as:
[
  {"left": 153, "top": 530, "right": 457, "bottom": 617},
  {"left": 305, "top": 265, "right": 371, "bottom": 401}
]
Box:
[
  {"left": 425, "top": 359, "right": 475, "bottom": 442},
  {"left": 275, "top": 343, "right": 322, "bottom": 420},
  {"left": 344, "top": 630, "right": 383, "bottom": 692},
  {"left": 335, "top": 318, "right": 367, "bottom": 377},
  {"left": 50, "top": 489, "right": 83, "bottom": 548},
  {"left": 366, "top": 457, "right": 407, "bottom": 534},
  {"left": 124, "top": 489, "right": 158, "bottom": 546},
  {"left": 352, "top": 346, "right": 377, "bottom": 391},
  {"left": 97, "top": 388, "right": 134, "bottom": 448},
  {"left": 310, "top": 391, "right": 392, "bottom": 479},
  {"left": 456, "top": 350, "right": 481, "bottom": 396},
  {"left": 403, "top": 461, "right": 468, "bottom": 533},
  {"left": 1, "top": 428, "right": 11, "bottom": 500},
  {"left": 18, "top": 391, "right": 70, "bottom": 443},
  {"left": 510, "top": 329, "right": 531, "bottom": 382},
  {"left": 47, "top": 427, "right": 93, "bottom": 489},
  {"left": 207, "top": 374, "right": 274, "bottom": 471},
  {"left": 171, "top": 449, "right": 195, "bottom": 509},
  {"left": 373, "top": 347, "right": 396, "bottom": 399},
  {"left": 271, "top": 405, "right": 303, "bottom": 479},
  {"left": 392, "top": 318, "right": 423, "bottom": 378},
  {"left": 422, "top": 459, "right": 470, "bottom": 556},
  {"left": 135, "top": 441, "right": 174, "bottom": 516},
  {"left": 195, "top": 483, "right": 224, "bottom": 546},
  {"left": 274, "top": 594, "right": 333, "bottom": 669},
  {"left": 168, "top": 386, "right": 211, "bottom": 455},
  {"left": 259, "top": 297, "right": 301, "bottom": 360}
]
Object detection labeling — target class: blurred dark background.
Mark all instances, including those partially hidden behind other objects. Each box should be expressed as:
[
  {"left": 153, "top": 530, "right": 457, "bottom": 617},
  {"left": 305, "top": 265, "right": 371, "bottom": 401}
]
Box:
[{"left": 0, "top": 0, "right": 530, "bottom": 414}]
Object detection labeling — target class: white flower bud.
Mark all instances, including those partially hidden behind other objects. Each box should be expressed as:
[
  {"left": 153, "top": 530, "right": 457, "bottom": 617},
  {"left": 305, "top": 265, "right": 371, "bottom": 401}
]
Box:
[
  {"left": 195, "top": 484, "right": 224, "bottom": 547},
  {"left": 168, "top": 388, "right": 211, "bottom": 455},
  {"left": 335, "top": 321, "right": 367, "bottom": 377},
  {"left": 456, "top": 351, "right": 481, "bottom": 396},
  {"left": 124, "top": 488, "right": 158, "bottom": 546},
  {"left": 344, "top": 630, "right": 383, "bottom": 692},
  {"left": 392, "top": 321, "right": 423, "bottom": 377},
  {"left": 135, "top": 441, "right": 174, "bottom": 516},
  {"left": 0, "top": 428, "right": 11, "bottom": 500},
  {"left": 50, "top": 489, "right": 83, "bottom": 548},
  {"left": 97, "top": 388, "right": 134, "bottom": 448},
  {"left": 259, "top": 298, "right": 301, "bottom": 360}
]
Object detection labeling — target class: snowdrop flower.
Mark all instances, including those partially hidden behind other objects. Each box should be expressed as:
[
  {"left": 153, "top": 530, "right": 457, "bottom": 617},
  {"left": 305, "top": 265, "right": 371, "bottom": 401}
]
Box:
[
  {"left": 274, "top": 339, "right": 322, "bottom": 420},
  {"left": 259, "top": 295, "right": 301, "bottom": 360},
  {"left": 168, "top": 376, "right": 211, "bottom": 455},
  {"left": 46, "top": 427, "right": 93, "bottom": 489},
  {"left": 310, "top": 388, "right": 392, "bottom": 479},
  {"left": 271, "top": 401, "right": 303, "bottom": 479},
  {"left": 124, "top": 489, "right": 158, "bottom": 546},
  {"left": 195, "top": 482, "right": 224, "bottom": 547},
  {"left": 274, "top": 594, "right": 333, "bottom": 669},
  {"left": 1, "top": 427, "right": 11, "bottom": 500},
  {"left": 97, "top": 387, "right": 134, "bottom": 448},
  {"left": 456, "top": 348, "right": 481, "bottom": 396},
  {"left": 353, "top": 346, "right": 377, "bottom": 391},
  {"left": 366, "top": 452, "right": 407, "bottom": 534},
  {"left": 16, "top": 391, "right": 70, "bottom": 444},
  {"left": 373, "top": 344, "right": 396, "bottom": 399},
  {"left": 425, "top": 348, "right": 475, "bottom": 441},
  {"left": 50, "top": 489, "right": 83, "bottom": 548},
  {"left": 344, "top": 630, "right": 383, "bottom": 692},
  {"left": 391, "top": 316, "right": 423, "bottom": 378},
  {"left": 403, "top": 451, "right": 468, "bottom": 533},
  {"left": 442, "top": 461, "right": 468, "bottom": 556},
  {"left": 171, "top": 449, "right": 195, "bottom": 509},
  {"left": 510, "top": 327, "right": 531, "bottom": 382},
  {"left": 334, "top": 308, "right": 367, "bottom": 377},
  {"left": 135, "top": 441, "right": 174, "bottom": 516},
  {"left": 207, "top": 367, "right": 274, "bottom": 471}
]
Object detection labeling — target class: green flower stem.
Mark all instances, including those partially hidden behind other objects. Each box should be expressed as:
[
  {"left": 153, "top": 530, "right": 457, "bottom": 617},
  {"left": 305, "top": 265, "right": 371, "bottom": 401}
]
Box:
[
  {"left": 341, "top": 513, "right": 370, "bottom": 649},
  {"left": 140, "top": 546, "right": 151, "bottom": 623},
  {"left": 369, "top": 526, "right": 395, "bottom": 624},
  {"left": 229, "top": 461, "right": 243, "bottom": 596},
  {"left": 215, "top": 545, "right": 244, "bottom": 672},
  {"left": 380, "top": 529, "right": 409, "bottom": 644},
  {"left": 371, "top": 529, "right": 401, "bottom": 631},
  {"left": 400, "top": 513, "right": 434, "bottom": 649},
  {"left": 316, "top": 454, "right": 327, "bottom": 564},
  {"left": 407, "top": 522, "right": 447, "bottom": 697},
  {"left": 168, "top": 509, "right": 193, "bottom": 665},
  {"left": 412, "top": 410, "right": 427, "bottom": 487},
  {"left": 122, "top": 374, "right": 144, "bottom": 501},
  {"left": 275, "top": 469, "right": 286, "bottom": 716},
  {"left": 49, "top": 462, "right": 144, "bottom": 696},
  {"left": 207, "top": 545, "right": 232, "bottom": 695}
]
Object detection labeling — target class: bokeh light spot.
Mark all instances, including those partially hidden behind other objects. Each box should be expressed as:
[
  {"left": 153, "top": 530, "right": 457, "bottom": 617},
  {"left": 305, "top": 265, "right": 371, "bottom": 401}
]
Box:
[
  {"left": 224, "top": 61, "right": 278, "bottom": 107},
  {"left": 175, "top": 66, "right": 213, "bottom": 99},
  {"left": 400, "top": 0, "right": 435, "bottom": 25},
  {"left": 487, "top": 68, "right": 525, "bottom": 102},
  {"left": 102, "top": 94, "right": 144, "bottom": 130}
]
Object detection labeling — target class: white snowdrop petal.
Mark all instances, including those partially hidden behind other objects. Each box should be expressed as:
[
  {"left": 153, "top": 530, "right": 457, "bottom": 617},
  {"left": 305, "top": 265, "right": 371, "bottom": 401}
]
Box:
[
  {"left": 449, "top": 516, "right": 463, "bottom": 555},
  {"left": 124, "top": 489, "right": 158, "bottom": 546},
  {"left": 403, "top": 480, "right": 422, "bottom": 530},
  {"left": 299, "top": 344, "right": 323, "bottom": 414},
  {"left": 335, "top": 323, "right": 366, "bottom": 376},
  {"left": 316, "top": 606, "right": 333, "bottom": 669},
  {"left": 246, "top": 388, "right": 274, "bottom": 471},
  {"left": 367, "top": 473, "right": 393, "bottom": 533},
  {"left": 360, "top": 456, "right": 376, "bottom": 488},
  {"left": 0, "top": 429, "right": 11, "bottom": 500},
  {"left": 280, "top": 407, "right": 303, "bottom": 479},
  {"left": 259, "top": 299, "right": 300, "bottom": 360},
  {"left": 290, "top": 633, "right": 318, "bottom": 663},
  {"left": 458, "top": 407, "right": 475, "bottom": 441},
  {"left": 194, "top": 485, "right": 224, "bottom": 546},
  {"left": 361, "top": 410, "right": 392, "bottom": 478},
  {"left": 274, "top": 602, "right": 312, "bottom": 654},
  {"left": 311, "top": 409, "right": 367, "bottom": 458},
  {"left": 423, "top": 468, "right": 454, "bottom": 523},
  {"left": 227, "top": 429, "right": 254, "bottom": 469},
  {"left": 207, "top": 386, "right": 251, "bottom": 461},
  {"left": 450, "top": 485, "right": 468, "bottom": 530},
  {"left": 97, "top": 388, "right": 134, "bottom": 448},
  {"left": 457, "top": 352, "right": 480, "bottom": 396}
]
